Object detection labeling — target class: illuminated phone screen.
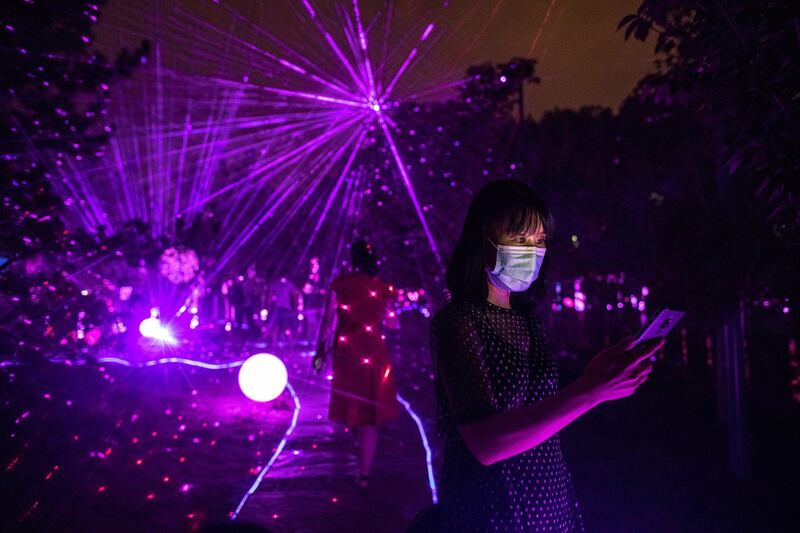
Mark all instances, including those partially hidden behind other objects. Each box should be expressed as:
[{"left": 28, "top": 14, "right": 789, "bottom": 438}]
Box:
[{"left": 635, "top": 309, "right": 685, "bottom": 344}]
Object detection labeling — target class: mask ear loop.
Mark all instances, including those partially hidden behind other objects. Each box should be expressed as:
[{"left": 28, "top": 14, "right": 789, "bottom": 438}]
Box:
[{"left": 484, "top": 237, "right": 500, "bottom": 272}]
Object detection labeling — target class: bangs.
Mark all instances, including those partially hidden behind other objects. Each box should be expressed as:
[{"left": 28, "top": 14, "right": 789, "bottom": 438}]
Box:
[{"left": 496, "top": 203, "right": 552, "bottom": 237}]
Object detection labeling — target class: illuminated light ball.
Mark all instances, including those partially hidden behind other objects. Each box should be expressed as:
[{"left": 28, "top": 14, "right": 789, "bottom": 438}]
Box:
[
  {"left": 238, "top": 353, "right": 288, "bottom": 402},
  {"left": 139, "top": 317, "right": 161, "bottom": 338}
]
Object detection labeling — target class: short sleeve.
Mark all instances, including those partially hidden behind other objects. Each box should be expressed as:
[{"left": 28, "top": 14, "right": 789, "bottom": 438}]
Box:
[{"left": 430, "top": 306, "right": 495, "bottom": 427}]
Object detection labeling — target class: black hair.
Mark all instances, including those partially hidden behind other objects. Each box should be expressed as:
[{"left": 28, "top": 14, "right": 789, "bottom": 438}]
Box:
[
  {"left": 350, "top": 238, "right": 379, "bottom": 276},
  {"left": 446, "top": 179, "right": 554, "bottom": 310}
]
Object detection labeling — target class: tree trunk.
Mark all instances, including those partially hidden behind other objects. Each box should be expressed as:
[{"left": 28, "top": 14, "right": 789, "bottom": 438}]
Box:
[{"left": 715, "top": 298, "right": 751, "bottom": 478}]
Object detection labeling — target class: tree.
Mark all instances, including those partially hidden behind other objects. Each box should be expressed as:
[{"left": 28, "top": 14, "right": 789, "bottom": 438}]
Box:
[
  {"left": 619, "top": 0, "right": 800, "bottom": 243},
  {"left": 0, "top": 1, "right": 148, "bottom": 358}
]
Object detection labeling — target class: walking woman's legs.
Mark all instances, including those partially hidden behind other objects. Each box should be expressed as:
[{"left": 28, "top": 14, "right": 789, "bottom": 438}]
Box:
[{"left": 357, "top": 425, "right": 378, "bottom": 476}]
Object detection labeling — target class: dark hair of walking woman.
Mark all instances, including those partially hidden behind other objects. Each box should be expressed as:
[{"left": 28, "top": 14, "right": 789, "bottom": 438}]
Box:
[
  {"left": 350, "top": 238, "right": 379, "bottom": 276},
  {"left": 445, "top": 178, "right": 554, "bottom": 311}
]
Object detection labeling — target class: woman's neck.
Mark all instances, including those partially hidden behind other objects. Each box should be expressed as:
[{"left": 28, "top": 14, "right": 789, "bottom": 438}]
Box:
[{"left": 486, "top": 281, "right": 511, "bottom": 309}]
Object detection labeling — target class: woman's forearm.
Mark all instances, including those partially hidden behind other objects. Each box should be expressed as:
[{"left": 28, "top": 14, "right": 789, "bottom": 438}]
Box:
[{"left": 461, "top": 379, "right": 599, "bottom": 466}]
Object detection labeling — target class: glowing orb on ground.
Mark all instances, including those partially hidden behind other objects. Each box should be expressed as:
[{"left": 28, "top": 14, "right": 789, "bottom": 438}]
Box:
[
  {"left": 139, "top": 317, "right": 161, "bottom": 338},
  {"left": 238, "top": 353, "right": 288, "bottom": 402},
  {"left": 138, "top": 317, "right": 178, "bottom": 345}
]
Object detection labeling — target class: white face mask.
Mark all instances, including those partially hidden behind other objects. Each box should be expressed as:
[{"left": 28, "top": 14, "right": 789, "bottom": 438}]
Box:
[{"left": 486, "top": 240, "right": 546, "bottom": 292}]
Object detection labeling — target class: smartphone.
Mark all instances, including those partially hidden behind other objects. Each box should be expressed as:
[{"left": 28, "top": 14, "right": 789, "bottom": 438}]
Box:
[{"left": 634, "top": 308, "right": 685, "bottom": 346}]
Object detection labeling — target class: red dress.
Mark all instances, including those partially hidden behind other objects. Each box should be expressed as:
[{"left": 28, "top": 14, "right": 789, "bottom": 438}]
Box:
[{"left": 328, "top": 272, "right": 400, "bottom": 426}]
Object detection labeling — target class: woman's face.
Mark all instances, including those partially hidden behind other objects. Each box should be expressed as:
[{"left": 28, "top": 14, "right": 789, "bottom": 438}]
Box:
[{"left": 484, "top": 223, "right": 547, "bottom": 268}]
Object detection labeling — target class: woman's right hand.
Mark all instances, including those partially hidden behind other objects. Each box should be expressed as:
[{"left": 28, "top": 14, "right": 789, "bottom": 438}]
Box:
[
  {"left": 312, "top": 344, "right": 327, "bottom": 374},
  {"left": 576, "top": 335, "right": 665, "bottom": 405}
]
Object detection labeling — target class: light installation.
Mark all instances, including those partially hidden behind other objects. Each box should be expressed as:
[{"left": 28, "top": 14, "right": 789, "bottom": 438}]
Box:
[{"left": 237, "top": 353, "right": 289, "bottom": 403}]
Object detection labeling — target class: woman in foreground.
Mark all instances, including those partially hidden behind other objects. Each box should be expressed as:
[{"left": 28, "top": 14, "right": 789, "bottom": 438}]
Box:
[{"left": 431, "top": 179, "right": 663, "bottom": 532}]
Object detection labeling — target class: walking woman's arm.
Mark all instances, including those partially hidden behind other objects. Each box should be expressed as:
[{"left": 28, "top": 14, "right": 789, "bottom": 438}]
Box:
[{"left": 313, "top": 290, "right": 338, "bottom": 370}]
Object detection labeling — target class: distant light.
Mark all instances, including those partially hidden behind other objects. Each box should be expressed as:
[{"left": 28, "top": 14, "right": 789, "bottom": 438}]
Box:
[
  {"left": 783, "top": 307, "right": 790, "bottom": 314},
  {"left": 138, "top": 317, "right": 177, "bottom": 345},
  {"left": 238, "top": 353, "right": 288, "bottom": 402},
  {"left": 139, "top": 317, "right": 161, "bottom": 338},
  {"left": 641, "top": 286, "right": 649, "bottom": 296},
  {"left": 372, "top": 103, "right": 380, "bottom": 112},
  {"left": 499, "top": 75, "right": 507, "bottom": 83}
]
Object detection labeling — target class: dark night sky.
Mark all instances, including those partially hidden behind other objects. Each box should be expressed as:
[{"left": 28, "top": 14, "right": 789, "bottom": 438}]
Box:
[
  {"left": 434, "top": 0, "right": 656, "bottom": 118},
  {"left": 97, "top": 0, "right": 656, "bottom": 119}
]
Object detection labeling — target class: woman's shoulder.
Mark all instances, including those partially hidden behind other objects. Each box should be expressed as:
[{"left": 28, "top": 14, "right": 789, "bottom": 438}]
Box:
[
  {"left": 331, "top": 271, "right": 355, "bottom": 287},
  {"left": 431, "top": 300, "right": 483, "bottom": 327}
]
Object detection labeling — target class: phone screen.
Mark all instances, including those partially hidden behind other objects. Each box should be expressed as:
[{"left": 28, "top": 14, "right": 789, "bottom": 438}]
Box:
[{"left": 635, "top": 309, "right": 685, "bottom": 345}]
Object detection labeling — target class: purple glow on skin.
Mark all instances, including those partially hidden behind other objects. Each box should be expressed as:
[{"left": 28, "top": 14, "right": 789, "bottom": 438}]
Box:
[{"left": 395, "top": 393, "right": 438, "bottom": 504}]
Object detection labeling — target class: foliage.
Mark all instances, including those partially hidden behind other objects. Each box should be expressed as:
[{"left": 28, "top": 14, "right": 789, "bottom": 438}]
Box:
[
  {"left": 619, "top": 0, "right": 800, "bottom": 243},
  {"left": 0, "top": 1, "right": 149, "bottom": 358}
]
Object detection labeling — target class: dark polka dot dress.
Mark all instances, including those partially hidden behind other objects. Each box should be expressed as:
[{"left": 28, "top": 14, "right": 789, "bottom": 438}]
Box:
[{"left": 430, "top": 300, "right": 584, "bottom": 532}]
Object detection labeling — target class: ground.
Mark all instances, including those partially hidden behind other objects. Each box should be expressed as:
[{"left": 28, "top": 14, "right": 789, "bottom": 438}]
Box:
[{"left": 1, "top": 322, "right": 798, "bottom": 532}]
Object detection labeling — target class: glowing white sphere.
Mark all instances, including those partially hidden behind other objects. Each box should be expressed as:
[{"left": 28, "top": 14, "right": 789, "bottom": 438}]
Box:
[
  {"left": 238, "top": 353, "right": 288, "bottom": 402},
  {"left": 139, "top": 317, "right": 161, "bottom": 338}
]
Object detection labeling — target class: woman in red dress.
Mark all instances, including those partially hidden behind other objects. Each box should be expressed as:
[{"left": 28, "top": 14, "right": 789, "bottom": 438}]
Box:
[{"left": 313, "top": 239, "right": 400, "bottom": 488}]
